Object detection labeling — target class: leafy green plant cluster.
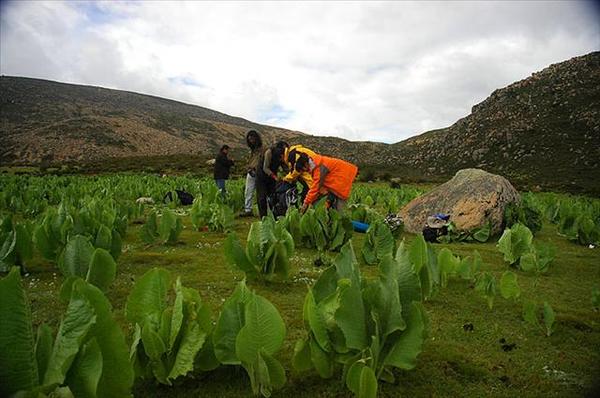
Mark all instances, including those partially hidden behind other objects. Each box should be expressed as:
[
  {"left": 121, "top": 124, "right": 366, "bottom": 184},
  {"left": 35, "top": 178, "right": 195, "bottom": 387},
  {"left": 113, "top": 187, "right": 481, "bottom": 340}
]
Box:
[
  {"left": 283, "top": 204, "right": 353, "bottom": 252},
  {"left": 58, "top": 235, "right": 117, "bottom": 294},
  {"left": 504, "top": 193, "right": 543, "bottom": 234},
  {"left": 348, "top": 204, "right": 383, "bottom": 226},
  {"left": 213, "top": 280, "right": 287, "bottom": 397},
  {"left": 140, "top": 208, "right": 183, "bottom": 244},
  {"left": 190, "top": 199, "right": 234, "bottom": 233},
  {"left": 497, "top": 223, "right": 555, "bottom": 273},
  {"left": 538, "top": 193, "right": 600, "bottom": 245},
  {"left": 293, "top": 241, "right": 428, "bottom": 398},
  {"left": 224, "top": 215, "right": 294, "bottom": 280},
  {"left": 0, "top": 215, "right": 34, "bottom": 272},
  {"left": 439, "top": 221, "right": 492, "bottom": 243},
  {"left": 522, "top": 300, "right": 555, "bottom": 336},
  {"left": 0, "top": 267, "right": 133, "bottom": 397},
  {"left": 126, "top": 268, "right": 215, "bottom": 385},
  {"left": 349, "top": 184, "right": 424, "bottom": 214},
  {"left": 361, "top": 220, "right": 396, "bottom": 265}
]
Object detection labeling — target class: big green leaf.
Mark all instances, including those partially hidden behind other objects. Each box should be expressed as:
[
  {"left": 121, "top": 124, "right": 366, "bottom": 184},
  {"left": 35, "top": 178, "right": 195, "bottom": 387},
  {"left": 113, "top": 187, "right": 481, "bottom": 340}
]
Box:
[
  {"left": 224, "top": 233, "right": 257, "bottom": 275},
  {"left": 44, "top": 284, "right": 97, "bottom": 386},
  {"left": 125, "top": 268, "right": 171, "bottom": 326},
  {"left": 0, "top": 267, "right": 38, "bottom": 396},
  {"left": 497, "top": 223, "right": 533, "bottom": 265},
  {"left": 394, "top": 240, "right": 423, "bottom": 312},
  {"left": 95, "top": 225, "right": 112, "bottom": 252},
  {"left": 383, "top": 302, "right": 427, "bottom": 370},
  {"left": 543, "top": 302, "right": 555, "bottom": 337},
  {"left": 167, "top": 319, "right": 206, "bottom": 381},
  {"left": 213, "top": 281, "right": 252, "bottom": 364},
  {"left": 346, "top": 360, "right": 378, "bottom": 398},
  {"left": 235, "top": 294, "right": 285, "bottom": 364},
  {"left": 35, "top": 323, "right": 54, "bottom": 385},
  {"left": 304, "top": 290, "right": 331, "bottom": 352},
  {"left": 65, "top": 338, "right": 102, "bottom": 398},
  {"left": 86, "top": 248, "right": 116, "bottom": 292},
  {"left": 499, "top": 271, "right": 521, "bottom": 300},
  {"left": 361, "top": 221, "right": 395, "bottom": 265},
  {"left": 15, "top": 222, "right": 33, "bottom": 265},
  {"left": 59, "top": 235, "right": 94, "bottom": 278},
  {"left": 522, "top": 300, "right": 539, "bottom": 327}
]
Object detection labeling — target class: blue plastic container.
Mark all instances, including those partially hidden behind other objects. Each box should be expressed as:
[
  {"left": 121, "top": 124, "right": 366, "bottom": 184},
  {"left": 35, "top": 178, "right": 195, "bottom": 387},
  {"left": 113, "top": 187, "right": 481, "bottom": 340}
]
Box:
[{"left": 351, "top": 220, "right": 370, "bottom": 233}]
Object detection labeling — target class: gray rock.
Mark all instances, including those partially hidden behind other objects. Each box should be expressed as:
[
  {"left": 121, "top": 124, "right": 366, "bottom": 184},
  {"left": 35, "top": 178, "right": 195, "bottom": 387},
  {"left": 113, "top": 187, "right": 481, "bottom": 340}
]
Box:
[{"left": 399, "top": 169, "right": 520, "bottom": 235}]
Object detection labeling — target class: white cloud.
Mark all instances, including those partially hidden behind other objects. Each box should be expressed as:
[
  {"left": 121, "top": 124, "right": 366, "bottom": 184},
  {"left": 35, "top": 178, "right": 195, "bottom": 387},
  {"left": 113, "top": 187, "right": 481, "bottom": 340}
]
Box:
[{"left": 1, "top": 0, "right": 599, "bottom": 143}]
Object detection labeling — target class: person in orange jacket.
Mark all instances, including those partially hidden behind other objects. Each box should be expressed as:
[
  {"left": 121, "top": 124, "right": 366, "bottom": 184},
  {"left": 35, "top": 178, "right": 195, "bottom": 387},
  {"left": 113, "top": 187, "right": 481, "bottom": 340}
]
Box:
[{"left": 295, "top": 152, "right": 358, "bottom": 213}]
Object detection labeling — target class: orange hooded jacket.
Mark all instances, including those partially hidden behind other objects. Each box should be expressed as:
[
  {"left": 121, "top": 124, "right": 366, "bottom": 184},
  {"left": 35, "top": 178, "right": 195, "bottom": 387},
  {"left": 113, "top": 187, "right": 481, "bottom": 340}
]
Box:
[{"left": 304, "top": 154, "right": 358, "bottom": 206}]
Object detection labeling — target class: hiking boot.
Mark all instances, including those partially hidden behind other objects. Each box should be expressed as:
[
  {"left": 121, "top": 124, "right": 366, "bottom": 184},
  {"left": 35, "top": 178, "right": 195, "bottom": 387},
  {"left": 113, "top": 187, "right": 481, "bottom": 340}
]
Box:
[{"left": 239, "top": 211, "right": 253, "bottom": 217}]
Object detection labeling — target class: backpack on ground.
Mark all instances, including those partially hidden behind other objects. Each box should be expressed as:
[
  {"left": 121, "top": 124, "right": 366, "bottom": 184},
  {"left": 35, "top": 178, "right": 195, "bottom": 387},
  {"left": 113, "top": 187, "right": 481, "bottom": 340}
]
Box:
[
  {"left": 268, "top": 181, "right": 298, "bottom": 217},
  {"left": 163, "top": 190, "right": 195, "bottom": 206}
]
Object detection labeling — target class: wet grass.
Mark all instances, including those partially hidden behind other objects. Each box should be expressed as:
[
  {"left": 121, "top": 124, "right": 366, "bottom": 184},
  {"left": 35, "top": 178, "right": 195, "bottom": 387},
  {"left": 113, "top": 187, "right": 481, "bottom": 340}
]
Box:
[{"left": 23, "top": 207, "right": 600, "bottom": 397}]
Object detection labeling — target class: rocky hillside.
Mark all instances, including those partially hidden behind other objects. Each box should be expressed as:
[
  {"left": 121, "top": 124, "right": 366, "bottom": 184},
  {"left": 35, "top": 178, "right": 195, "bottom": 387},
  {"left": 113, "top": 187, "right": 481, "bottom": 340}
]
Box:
[
  {"left": 0, "top": 76, "right": 389, "bottom": 167},
  {"left": 1, "top": 52, "right": 599, "bottom": 193},
  {"left": 390, "top": 52, "right": 600, "bottom": 193}
]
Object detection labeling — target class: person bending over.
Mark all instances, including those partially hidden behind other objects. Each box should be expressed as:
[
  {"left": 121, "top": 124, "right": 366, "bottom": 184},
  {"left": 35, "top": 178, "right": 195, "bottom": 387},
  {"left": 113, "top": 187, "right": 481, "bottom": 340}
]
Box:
[
  {"left": 295, "top": 152, "right": 358, "bottom": 213},
  {"left": 282, "top": 144, "right": 318, "bottom": 204}
]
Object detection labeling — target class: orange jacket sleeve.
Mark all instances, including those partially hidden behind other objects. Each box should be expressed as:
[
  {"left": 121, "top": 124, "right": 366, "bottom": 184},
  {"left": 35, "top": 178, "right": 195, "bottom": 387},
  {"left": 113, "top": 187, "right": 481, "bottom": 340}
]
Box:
[{"left": 303, "top": 164, "right": 322, "bottom": 205}]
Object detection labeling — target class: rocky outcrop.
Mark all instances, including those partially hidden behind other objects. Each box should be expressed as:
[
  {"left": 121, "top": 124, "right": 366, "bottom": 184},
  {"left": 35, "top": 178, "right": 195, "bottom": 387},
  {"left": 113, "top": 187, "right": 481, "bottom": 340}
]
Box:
[
  {"left": 390, "top": 51, "right": 600, "bottom": 194},
  {"left": 399, "top": 169, "right": 520, "bottom": 235}
]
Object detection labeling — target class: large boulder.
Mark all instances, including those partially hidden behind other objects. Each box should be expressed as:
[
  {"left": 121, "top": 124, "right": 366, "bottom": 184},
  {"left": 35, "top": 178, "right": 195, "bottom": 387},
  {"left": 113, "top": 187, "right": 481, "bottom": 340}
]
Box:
[{"left": 399, "top": 169, "right": 520, "bottom": 235}]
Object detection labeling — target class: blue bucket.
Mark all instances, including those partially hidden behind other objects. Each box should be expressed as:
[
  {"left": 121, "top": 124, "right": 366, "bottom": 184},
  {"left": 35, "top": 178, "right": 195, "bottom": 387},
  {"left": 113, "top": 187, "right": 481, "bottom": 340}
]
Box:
[{"left": 351, "top": 220, "right": 370, "bottom": 233}]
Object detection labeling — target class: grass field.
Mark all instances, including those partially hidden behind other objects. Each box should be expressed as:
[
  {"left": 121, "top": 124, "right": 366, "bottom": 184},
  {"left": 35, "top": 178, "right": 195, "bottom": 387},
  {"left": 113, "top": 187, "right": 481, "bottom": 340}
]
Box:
[{"left": 21, "top": 187, "right": 600, "bottom": 398}]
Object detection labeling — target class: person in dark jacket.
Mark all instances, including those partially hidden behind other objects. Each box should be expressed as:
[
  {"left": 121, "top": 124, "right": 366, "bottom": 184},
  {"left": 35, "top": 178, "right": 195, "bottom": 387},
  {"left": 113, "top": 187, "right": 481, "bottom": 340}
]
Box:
[
  {"left": 256, "top": 141, "right": 289, "bottom": 218},
  {"left": 241, "top": 130, "right": 263, "bottom": 216},
  {"left": 214, "top": 145, "right": 234, "bottom": 197}
]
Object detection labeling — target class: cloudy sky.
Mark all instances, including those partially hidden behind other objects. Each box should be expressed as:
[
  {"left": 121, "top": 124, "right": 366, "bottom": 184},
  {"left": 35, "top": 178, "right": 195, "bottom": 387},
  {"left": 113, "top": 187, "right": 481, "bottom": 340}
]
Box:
[{"left": 1, "top": 1, "right": 598, "bottom": 143}]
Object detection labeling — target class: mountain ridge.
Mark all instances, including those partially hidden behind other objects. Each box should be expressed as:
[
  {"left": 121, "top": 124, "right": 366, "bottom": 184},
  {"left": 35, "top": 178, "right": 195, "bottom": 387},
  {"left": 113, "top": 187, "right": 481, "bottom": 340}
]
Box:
[{"left": 1, "top": 51, "right": 599, "bottom": 194}]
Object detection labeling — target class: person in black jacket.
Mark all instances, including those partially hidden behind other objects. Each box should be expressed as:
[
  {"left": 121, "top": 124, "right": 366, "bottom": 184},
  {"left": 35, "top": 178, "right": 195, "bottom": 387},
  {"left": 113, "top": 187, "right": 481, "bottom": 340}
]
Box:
[
  {"left": 214, "top": 145, "right": 234, "bottom": 197},
  {"left": 256, "top": 141, "right": 289, "bottom": 218}
]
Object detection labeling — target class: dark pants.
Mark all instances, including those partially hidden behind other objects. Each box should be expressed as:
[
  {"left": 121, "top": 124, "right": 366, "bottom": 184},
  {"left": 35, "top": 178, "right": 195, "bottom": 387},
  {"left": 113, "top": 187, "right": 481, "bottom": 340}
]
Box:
[
  {"left": 215, "top": 179, "right": 226, "bottom": 197},
  {"left": 256, "top": 177, "right": 275, "bottom": 219}
]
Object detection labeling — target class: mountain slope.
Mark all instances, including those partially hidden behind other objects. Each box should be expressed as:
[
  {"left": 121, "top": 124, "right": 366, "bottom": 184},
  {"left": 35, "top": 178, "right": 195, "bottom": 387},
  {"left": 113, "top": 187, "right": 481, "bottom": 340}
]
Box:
[
  {"left": 1, "top": 52, "right": 599, "bottom": 193},
  {"left": 390, "top": 52, "right": 600, "bottom": 193}
]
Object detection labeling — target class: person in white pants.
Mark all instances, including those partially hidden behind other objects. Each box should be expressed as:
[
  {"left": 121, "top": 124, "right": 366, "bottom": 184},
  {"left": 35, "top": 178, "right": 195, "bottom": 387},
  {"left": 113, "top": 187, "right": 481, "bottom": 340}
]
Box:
[{"left": 241, "top": 130, "right": 263, "bottom": 216}]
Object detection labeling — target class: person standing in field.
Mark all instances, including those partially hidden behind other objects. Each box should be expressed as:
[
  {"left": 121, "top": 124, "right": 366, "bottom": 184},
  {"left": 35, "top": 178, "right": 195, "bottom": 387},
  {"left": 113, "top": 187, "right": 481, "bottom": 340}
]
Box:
[
  {"left": 295, "top": 153, "right": 358, "bottom": 213},
  {"left": 213, "top": 144, "right": 234, "bottom": 198},
  {"left": 282, "top": 144, "right": 318, "bottom": 204},
  {"left": 256, "top": 141, "right": 289, "bottom": 219},
  {"left": 241, "top": 130, "right": 263, "bottom": 216}
]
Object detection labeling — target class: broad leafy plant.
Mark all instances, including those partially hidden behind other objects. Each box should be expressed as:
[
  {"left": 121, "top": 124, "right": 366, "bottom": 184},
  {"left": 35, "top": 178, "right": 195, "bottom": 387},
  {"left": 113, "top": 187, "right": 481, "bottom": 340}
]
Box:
[
  {"left": 191, "top": 199, "right": 234, "bottom": 233},
  {"left": 0, "top": 267, "right": 133, "bottom": 397},
  {"left": 497, "top": 223, "right": 555, "bottom": 273},
  {"left": 293, "top": 241, "right": 428, "bottom": 398},
  {"left": 125, "top": 268, "right": 214, "bottom": 385},
  {"left": 140, "top": 208, "right": 183, "bottom": 244},
  {"left": 213, "top": 280, "right": 287, "bottom": 397},
  {"left": 522, "top": 300, "right": 555, "bottom": 336},
  {"left": 296, "top": 203, "right": 353, "bottom": 252},
  {"left": 58, "top": 235, "right": 117, "bottom": 294},
  {"left": 224, "top": 215, "right": 294, "bottom": 280},
  {"left": 361, "top": 220, "right": 396, "bottom": 265},
  {"left": 439, "top": 221, "right": 492, "bottom": 243},
  {"left": 0, "top": 216, "right": 34, "bottom": 272}
]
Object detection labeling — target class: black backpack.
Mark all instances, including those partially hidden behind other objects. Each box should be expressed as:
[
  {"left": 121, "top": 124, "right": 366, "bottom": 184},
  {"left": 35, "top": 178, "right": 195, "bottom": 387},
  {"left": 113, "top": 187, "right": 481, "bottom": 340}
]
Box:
[
  {"left": 268, "top": 182, "right": 298, "bottom": 217},
  {"left": 163, "top": 190, "right": 195, "bottom": 206}
]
